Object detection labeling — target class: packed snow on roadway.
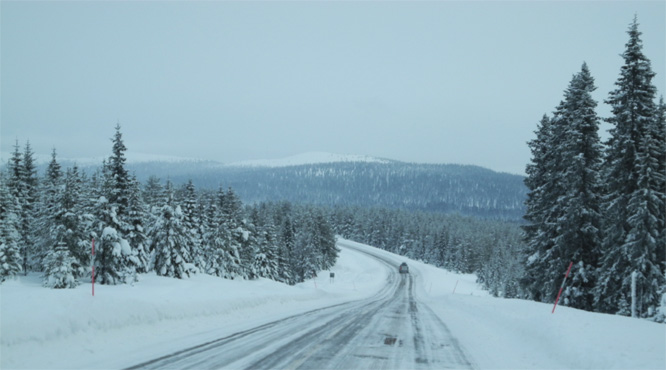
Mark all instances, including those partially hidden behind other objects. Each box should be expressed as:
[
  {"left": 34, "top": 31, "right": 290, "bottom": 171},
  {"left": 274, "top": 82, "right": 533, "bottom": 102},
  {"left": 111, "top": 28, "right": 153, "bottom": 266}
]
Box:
[{"left": 1, "top": 238, "right": 664, "bottom": 369}]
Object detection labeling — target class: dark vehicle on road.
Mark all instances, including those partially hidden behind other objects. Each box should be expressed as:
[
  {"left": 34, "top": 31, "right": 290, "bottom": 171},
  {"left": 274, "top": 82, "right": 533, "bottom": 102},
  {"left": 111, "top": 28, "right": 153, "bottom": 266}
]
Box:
[{"left": 399, "top": 262, "right": 409, "bottom": 274}]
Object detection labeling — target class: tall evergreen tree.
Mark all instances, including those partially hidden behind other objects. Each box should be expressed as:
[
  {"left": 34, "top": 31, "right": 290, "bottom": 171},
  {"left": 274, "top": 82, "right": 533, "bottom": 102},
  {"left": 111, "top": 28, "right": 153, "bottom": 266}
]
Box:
[
  {"left": 56, "top": 166, "right": 91, "bottom": 279},
  {"left": 250, "top": 208, "right": 280, "bottom": 281},
  {"left": 521, "top": 113, "right": 560, "bottom": 302},
  {"left": 127, "top": 176, "right": 150, "bottom": 273},
  {"left": 93, "top": 195, "right": 137, "bottom": 285},
  {"left": 313, "top": 209, "right": 338, "bottom": 271},
  {"left": 21, "top": 141, "right": 39, "bottom": 272},
  {"left": 595, "top": 17, "right": 665, "bottom": 317},
  {"left": 522, "top": 64, "right": 604, "bottom": 309},
  {"left": 217, "top": 187, "right": 247, "bottom": 279},
  {"left": 552, "top": 64, "right": 604, "bottom": 310},
  {"left": 181, "top": 180, "right": 203, "bottom": 270},
  {"left": 7, "top": 141, "right": 28, "bottom": 273},
  {"left": 0, "top": 174, "right": 22, "bottom": 282},
  {"left": 108, "top": 123, "right": 131, "bottom": 219},
  {"left": 654, "top": 97, "right": 666, "bottom": 275},
  {"left": 278, "top": 211, "right": 296, "bottom": 284},
  {"left": 93, "top": 125, "right": 140, "bottom": 284},
  {"left": 35, "top": 149, "right": 64, "bottom": 270}
]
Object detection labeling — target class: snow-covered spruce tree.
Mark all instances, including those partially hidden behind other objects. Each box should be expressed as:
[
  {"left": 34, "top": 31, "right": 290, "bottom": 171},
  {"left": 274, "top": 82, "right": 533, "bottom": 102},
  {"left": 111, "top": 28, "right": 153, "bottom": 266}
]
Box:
[
  {"left": 526, "top": 85, "right": 578, "bottom": 302},
  {"left": 0, "top": 174, "right": 22, "bottom": 282},
  {"left": 92, "top": 125, "right": 141, "bottom": 284},
  {"left": 313, "top": 209, "right": 338, "bottom": 271},
  {"left": 7, "top": 141, "right": 28, "bottom": 274},
  {"left": 57, "top": 166, "right": 93, "bottom": 279},
  {"left": 215, "top": 187, "right": 247, "bottom": 279},
  {"left": 21, "top": 141, "right": 39, "bottom": 273},
  {"left": 551, "top": 64, "right": 604, "bottom": 310},
  {"left": 521, "top": 65, "right": 604, "bottom": 309},
  {"left": 595, "top": 18, "right": 665, "bottom": 317},
  {"left": 42, "top": 242, "right": 78, "bottom": 289},
  {"left": 278, "top": 212, "right": 296, "bottom": 284},
  {"left": 108, "top": 123, "right": 132, "bottom": 219},
  {"left": 93, "top": 196, "right": 137, "bottom": 284},
  {"left": 250, "top": 207, "right": 280, "bottom": 281},
  {"left": 34, "top": 149, "right": 64, "bottom": 270},
  {"left": 199, "top": 196, "right": 219, "bottom": 275},
  {"left": 293, "top": 213, "right": 319, "bottom": 282},
  {"left": 126, "top": 176, "right": 150, "bottom": 273},
  {"left": 149, "top": 202, "right": 196, "bottom": 279},
  {"left": 252, "top": 226, "right": 280, "bottom": 281},
  {"left": 291, "top": 208, "right": 337, "bottom": 282},
  {"left": 655, "top": 97, "right": 666, "bottom": 278},
  {"left": 181, "top": 180, "right": 204, "bottom": 271}
]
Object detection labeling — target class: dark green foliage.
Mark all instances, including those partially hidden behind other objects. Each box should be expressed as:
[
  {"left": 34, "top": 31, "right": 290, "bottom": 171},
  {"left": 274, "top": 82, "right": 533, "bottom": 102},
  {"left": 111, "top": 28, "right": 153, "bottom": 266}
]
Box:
[
  {"left": 521, "top": 18, "right": 665, "bottom": 319},
  {"left": 522, "top": 64, "right": 604, "bottom": 310},
  {"left": 124, "top": 161, "right": 527, "bottom": 221},
  {"left": 127, "top": 176, "right": 150, "bottom": 273},
  {"left": 0, "top": 174, "right": 22, "bottom": 282},
  {"left": 595, "top": 18, "right": 665, "bottom": 318},
  {"left": 150, "top": 203, "right": 195, "bottom": 279},
  {"left": 328, "top": 205, "right": 524, "bottom": 298}
]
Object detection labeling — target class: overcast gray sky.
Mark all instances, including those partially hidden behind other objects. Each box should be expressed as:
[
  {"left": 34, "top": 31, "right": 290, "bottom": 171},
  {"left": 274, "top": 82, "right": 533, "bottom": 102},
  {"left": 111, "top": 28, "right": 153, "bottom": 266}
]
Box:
[{"left": 1, "top": 1, "right": 664, "bottom": 175}]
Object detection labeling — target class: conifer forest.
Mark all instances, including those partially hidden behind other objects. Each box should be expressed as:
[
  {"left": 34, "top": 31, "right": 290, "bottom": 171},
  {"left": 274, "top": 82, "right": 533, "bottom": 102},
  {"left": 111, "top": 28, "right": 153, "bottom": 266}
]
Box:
[{"left": 1, "top": 18, "right": 664, "bottom": 323}]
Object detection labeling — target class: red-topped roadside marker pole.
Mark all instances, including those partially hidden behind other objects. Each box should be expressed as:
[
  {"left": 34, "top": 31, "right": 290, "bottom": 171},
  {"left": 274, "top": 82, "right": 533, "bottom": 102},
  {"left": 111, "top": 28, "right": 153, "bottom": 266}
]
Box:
[{"left": 552, "top": 261, "right": 573, "bottom": 313}]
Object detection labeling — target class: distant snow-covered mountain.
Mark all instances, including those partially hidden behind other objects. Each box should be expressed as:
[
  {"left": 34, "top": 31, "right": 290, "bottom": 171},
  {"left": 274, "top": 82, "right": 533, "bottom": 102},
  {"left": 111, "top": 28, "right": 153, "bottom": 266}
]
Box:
[{"left": 228, "top": 152, "right": 393, "bottom": 168}]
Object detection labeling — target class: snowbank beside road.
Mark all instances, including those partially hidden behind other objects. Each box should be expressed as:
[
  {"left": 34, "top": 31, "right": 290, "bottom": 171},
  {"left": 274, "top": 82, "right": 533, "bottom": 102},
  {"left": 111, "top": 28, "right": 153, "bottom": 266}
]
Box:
[
  {"left": 341, "top": 239, "right": 666, "bottom": 370},
  {"left": 2, "top": 238, "right": 664, "bottom": 370},
  {"left": 0, "top": 245, "right": 387, "bottom": 369}
]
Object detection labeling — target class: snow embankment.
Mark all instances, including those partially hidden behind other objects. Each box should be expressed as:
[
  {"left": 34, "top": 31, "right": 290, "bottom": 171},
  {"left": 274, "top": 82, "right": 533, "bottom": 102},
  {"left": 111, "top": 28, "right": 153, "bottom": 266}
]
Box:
[
  {"left": 0, "top": 245, "right": 388, "bottom": 369},
  {"left": 342, "top": 239, "right": 666, "bottom": 370}
]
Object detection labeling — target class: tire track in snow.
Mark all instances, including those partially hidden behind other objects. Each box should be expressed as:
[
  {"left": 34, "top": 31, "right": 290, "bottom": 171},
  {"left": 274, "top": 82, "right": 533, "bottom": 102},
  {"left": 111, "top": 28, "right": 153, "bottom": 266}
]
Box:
[{"left": 124, "top": 243, "right": 474, "bottom": 370}]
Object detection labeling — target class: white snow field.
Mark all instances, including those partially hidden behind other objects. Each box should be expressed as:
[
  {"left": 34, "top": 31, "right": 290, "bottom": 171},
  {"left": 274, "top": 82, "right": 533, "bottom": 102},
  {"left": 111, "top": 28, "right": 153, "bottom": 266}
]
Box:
[{"left": 1, "top": 239, "right": 664, "bottom": 369}]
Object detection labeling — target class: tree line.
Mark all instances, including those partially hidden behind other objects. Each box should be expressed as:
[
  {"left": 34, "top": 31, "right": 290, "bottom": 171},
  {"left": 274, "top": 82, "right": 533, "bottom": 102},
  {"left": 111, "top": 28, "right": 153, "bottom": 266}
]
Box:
[
  {"left": 521, "top": 18, "right": 665, "bottom": 321},
  {"left": 0, "top": 124, "right": 338, "bottom": 287},
  {"left": 144, "top": 161, "right": 527, "bottom": 221},
  {"left": 326, "top": 205, "right": 524, "bottom": 298}
]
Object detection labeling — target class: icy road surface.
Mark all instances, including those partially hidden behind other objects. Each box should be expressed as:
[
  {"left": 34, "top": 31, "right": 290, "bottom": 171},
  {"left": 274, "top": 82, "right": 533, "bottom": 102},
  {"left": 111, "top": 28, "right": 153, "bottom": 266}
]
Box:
[{"left": 124, "top": 244, "right": 473, "bottom": 370}]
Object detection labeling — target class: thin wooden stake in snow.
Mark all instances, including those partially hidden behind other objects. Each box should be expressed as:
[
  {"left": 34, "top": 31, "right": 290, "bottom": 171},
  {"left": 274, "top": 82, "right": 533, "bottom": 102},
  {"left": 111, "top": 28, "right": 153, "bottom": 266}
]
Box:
[
  {"left": 92, "top": 238, "right": 95, "bottom": 297},
  {"left": 452, "top": 280, "right": 459, "bottom": 294},
  {"left": 631, "top": 271, "right": 637, "bottom": 318},
  {"left": 552, "top": 261, "right": 573, "bottom": 313}
]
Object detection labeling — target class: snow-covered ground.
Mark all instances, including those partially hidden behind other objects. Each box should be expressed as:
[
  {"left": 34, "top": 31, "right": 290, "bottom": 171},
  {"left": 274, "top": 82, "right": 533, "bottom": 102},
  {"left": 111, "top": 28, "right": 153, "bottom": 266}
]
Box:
[
  {"left": 341, "top": 240, "right": 666, "bottom": 370},
  {"left": 1, "top": 239, "right": 664, "bottom": 369}
]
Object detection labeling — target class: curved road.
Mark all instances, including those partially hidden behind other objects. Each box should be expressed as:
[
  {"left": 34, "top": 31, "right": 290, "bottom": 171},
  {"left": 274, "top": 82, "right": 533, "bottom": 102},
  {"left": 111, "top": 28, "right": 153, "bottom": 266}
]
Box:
[{"left": 124, "top": 244, "right": 473, "bottom": 370}]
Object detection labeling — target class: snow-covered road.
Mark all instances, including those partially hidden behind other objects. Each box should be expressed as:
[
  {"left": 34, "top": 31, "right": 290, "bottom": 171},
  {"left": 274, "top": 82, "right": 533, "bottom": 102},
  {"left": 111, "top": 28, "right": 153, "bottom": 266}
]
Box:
[
  {"left": 124, "top": 243, "right": 472, "bottom": 370},
  {"left": 2, "top": 239, "right": 663, "bottom": 369}
]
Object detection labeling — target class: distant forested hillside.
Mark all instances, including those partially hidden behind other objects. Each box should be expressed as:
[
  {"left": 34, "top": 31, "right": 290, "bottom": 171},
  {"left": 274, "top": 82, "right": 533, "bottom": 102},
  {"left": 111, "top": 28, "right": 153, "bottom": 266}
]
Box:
[
  {"left": 23, "top": 158, "right": 527, "bottom": 221},
  {"left": 126, "top": 161, "right": 527, "bottom": 221}
]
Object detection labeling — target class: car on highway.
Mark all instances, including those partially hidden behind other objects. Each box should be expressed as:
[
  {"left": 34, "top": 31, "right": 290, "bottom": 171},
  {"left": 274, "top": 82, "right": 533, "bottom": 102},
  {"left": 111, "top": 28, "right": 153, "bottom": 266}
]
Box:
[{"left": 399, "top": 262, "right": 409, "bottom": 274}]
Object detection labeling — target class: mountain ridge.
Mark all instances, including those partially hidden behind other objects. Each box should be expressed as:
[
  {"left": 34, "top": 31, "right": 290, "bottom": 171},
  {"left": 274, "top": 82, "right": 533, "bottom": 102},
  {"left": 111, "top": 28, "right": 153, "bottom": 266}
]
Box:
[{"left": 5, "top": 151, "right": 527, "bottom": 220}]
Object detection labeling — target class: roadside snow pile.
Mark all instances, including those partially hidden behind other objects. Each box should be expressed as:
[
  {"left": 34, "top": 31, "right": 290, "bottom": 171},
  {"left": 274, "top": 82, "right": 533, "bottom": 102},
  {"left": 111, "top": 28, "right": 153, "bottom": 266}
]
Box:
[
  {"left": 0, "top": 246, "right": 387, "bottom": 369},
  {"left": 342, "top": 239, "right": 666, "bottom": 370}
]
